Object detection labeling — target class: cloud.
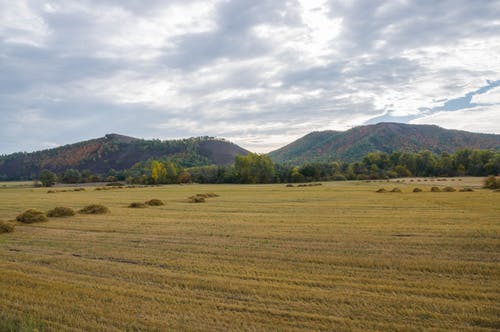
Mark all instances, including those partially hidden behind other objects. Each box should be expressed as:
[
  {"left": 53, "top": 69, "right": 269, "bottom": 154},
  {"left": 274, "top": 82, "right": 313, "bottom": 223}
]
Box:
[{"left": 0, "top": 0, "right": 499, "bottom": 154}]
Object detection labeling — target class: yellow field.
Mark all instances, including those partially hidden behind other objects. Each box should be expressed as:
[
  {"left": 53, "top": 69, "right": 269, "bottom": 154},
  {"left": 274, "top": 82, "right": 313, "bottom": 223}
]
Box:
[{"left": 0, "top": 180, "right": 499, "bottom": 331}]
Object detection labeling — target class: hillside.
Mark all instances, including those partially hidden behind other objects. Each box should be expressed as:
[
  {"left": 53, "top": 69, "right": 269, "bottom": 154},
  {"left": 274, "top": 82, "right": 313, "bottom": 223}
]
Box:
[
  {"left": 0, "top": 134, "right": 249, "bottom": 180},
  {"left": 269, "top": 123, "right": 500, "bottom": 164}
]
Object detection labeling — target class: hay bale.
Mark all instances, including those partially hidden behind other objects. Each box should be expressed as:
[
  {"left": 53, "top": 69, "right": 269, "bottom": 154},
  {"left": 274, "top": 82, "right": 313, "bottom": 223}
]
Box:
[
  {"left": 145, "top": 199, "right": 164, "bottom": 206},
  {"left": 47, "top": 207, "right": 76, "bottom": 217},
  {"left": 443, "top": 186, "right": 456, "bottom": 192},
  {"left": 390, "top": 187, "right": 402, "bottom": 193},
  {"left": 459, "top": 188, "right": 474, "bottom": 192},
  {"left": 206, "top": 192, "right": 219, "bottom": 197},
  {"left": 0, "top": 221, "right": 15, "bottom": 233},
  {"left": 128, "top": 202, "right": 147, "bottom": 208},
  {"left": 376, "top": 188, "right": 387, "bottom": 193},
  {"left": 79, "top": 204, "right": 109, "bottom": 214},
  {"left": 16, "top": 209, "right": 48, "bottom": 223},
  {"left": 413, "top": 188, "right": 422, "bottom": 192},
  {"left": 188, "top": 196, "right": 206, "bottom": 203},
  {"left": 430, "top": 187, "right": 441, "bottom": 192}
]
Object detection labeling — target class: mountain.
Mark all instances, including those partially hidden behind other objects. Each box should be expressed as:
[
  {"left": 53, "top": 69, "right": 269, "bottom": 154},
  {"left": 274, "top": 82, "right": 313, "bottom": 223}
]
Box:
[
  {"left": 268, "top": 123, "right": 500, "bottom": 164},
  {"left": 0, "top": 134, "right": 249, "bottom": 180}
]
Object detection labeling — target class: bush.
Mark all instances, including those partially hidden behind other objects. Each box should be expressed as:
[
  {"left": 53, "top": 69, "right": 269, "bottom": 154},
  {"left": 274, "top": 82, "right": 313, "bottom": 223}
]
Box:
[
  {"left": 79, "top": 204, "right": 109, "bottom": 214},
  {"left": 0, "top": 221, "right": 15, "bottom": 233},
  {"left": 431, "top": 187, "right": 441, "bottom": 192},
  {"left": 47, "top": 207, "right": 76, "bottom": 217},
  {"left": 413, "top": 188, "right": 422, "bottom": 192},
  {"left": 484, "top": 175, "right": 500, "bottom": 189},
  {"left": 16, "top": 209, "right": 48, "bottom": 223},
  {"left": 390, "top": 187, "right": 402, "bottom": 193},
  {"left": 459, "top": 188, "right": 474, "bottom": 192},
  {"left": 443, "top": 186, "right": 456, "bottom": 192},
  {"left": 145, "top": 199, "right": 164, "bottom": 206},
  {"left": 376, "top": 188, "right": 387, "bottom": 193},
  {"left": 128, "top": 202, "right": 147, "bottom": 208}
]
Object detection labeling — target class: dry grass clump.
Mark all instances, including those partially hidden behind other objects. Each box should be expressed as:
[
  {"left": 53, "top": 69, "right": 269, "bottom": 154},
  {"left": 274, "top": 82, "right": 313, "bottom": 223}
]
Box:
[
  {"left": 376, "top": 188, "right": 387, "bottom": 193},
  {"left": 188, "top": 192, "right": 219, "bottom": 202},
  {"left": 145, "top": 199, "right": 164, "bottom": 206},
  {"left": 188, "top": 195, "right": 206, "bottom": 203},
  {"left": 413, "top": 188, "right": 423, "bottom": 192},
  {"left": 286, "top": 184, "right": 294, "bottom": 187},
  {"left": 47, "top": 207, "right": 76, "bottom": 217},
  {"left": 73, "top": 188, "right": 86, "bottom": 192},
  {"left": 430, "top": 187, "right": 441, "bottom": 192},
  {"left": 16, "top": 209, "right": 48, "bottom": 223},
  {"left": 0, "top": 221, "right": 15, "bottom": 233},
  {"left": 390, "top": 187, "right": 402, "bottom": 193},
  {"left": 47, "top": 190, "right": 56, "bottom": 194},
  {"left": 443, "top": 186, "right": 456, "bottom": 192},
  {"left": 459, "top": 188, "right": 474, "bottom": 192},
  {"left": 79, "top": 204, "right": 110, "bottom": 214},
  {"left": 128, "top": 202, "right": 147, "bottom": 208},
  {"left": 106, "top": 182, "right": 124, "bottom": 187}
]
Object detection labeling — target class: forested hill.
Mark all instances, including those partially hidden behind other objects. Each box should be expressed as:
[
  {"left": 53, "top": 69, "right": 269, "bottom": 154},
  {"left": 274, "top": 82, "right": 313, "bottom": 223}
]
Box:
[
  {"left": 268, "top": 123, "right": 500, "bottom": 164},
  {"left": 0, "top": 134, "right": 249, "bottom": 180}
]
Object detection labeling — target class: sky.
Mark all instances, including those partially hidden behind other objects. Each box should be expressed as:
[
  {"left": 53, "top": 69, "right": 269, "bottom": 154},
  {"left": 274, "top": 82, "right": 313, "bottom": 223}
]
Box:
[{"left": 1, "top": 0, "right": 500, "bottom": 154}]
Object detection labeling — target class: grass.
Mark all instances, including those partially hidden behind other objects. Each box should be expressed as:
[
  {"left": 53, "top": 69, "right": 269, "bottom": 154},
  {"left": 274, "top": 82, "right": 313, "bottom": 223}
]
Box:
[{"left": 0, "top": 180, "right": 498, "bottom": 331}]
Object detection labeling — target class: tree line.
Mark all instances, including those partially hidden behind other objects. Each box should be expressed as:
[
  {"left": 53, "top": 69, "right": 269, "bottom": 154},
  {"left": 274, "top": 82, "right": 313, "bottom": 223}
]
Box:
[{"left": 37, "top": 149, "right": 499, "bottom": 187}]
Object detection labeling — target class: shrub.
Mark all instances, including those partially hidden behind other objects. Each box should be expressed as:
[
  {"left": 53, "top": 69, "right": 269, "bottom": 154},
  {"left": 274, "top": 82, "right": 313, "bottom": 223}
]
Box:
[
  {"left": 459, "top": 188, "right": 474, "bottom": 192},
  {"left": 390, "top": 187, "right": 402, "bottom": 193},
  {"left": 484, "top": 175, "right": 500, "bottom": 189},
  {"left": 443, "top": 186, "right": 456, "bottom": 192},
  {"left": 430, "top": 187, "right": 441, "bottom": 192},
  {"left": 128, "top": 202, "right": 147, "bottom": 208},
  {"left": 79, "top": 204, "right": 109, "bottom": 214},
  {"left": 145, "top": 199, "right": 164, "bottom": 206},
  {"left": 16, "top": 209, "right": 48, "bottom": 223},
  {"left": 376, "top": 188, "right": 387, "bottom": 193},
  {"left": 413, "top": 188, "right": 422, "bottom": 192},
  {"left": 47, "top": 207, "right": 76, "bottom": 217},
  {"left": 0, "top": 221, "right": 15, "bottom": 233}
]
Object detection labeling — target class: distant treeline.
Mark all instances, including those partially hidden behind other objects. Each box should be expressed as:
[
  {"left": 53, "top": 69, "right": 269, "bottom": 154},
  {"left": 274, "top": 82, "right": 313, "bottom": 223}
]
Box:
[{"left": 34, "top": 149, "right": 499, "bottom": 186}]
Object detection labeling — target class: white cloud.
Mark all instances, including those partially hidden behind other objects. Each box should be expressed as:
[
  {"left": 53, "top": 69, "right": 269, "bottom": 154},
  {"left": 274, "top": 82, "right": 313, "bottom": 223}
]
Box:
[
  {"left": 410, "top": 105, "right": 500, "bottom": 134},
  {"left": 472, "top": 86, "right": 500, "bottom": 105}
]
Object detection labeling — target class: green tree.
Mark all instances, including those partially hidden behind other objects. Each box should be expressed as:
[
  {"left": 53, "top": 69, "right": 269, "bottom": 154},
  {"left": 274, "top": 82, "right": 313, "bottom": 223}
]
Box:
[
  {"left": 234, "top": 153, "right": 275, "bottom": 184},
  {"left": 39, "top": 170, "right": 57, "bottom": 187},
  {"left": 61, "top": 169, "right": 82, "bottom": 184}
]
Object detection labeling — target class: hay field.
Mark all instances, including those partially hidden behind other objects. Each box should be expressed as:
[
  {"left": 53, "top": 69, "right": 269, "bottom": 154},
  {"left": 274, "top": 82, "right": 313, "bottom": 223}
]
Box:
[{"left": 0, "top": 181, "right": 499, "bottom": 331}]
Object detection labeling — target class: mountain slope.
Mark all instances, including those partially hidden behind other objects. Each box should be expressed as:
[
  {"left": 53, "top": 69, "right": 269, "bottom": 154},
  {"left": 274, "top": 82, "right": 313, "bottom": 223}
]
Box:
[
  {"left": 0, "top": 134, "right": 249, "bottom": 180},
  {"left": 268, "top": 123, "right": 500, "bottom": 164}
]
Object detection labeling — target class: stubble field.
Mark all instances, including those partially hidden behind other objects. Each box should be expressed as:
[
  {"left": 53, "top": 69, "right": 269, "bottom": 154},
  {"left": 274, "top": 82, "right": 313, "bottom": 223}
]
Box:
[{"left": 0, "top": 179, "right": 499, "bottom": 331}]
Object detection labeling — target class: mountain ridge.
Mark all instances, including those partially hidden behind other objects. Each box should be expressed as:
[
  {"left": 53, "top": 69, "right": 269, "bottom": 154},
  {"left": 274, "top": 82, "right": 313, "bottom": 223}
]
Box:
[
  {"left": 268, "top": 123, "right": 500, "bottom": 164},
  {"left": 0, "top": 134, "right": 249, "bottom": 180}
]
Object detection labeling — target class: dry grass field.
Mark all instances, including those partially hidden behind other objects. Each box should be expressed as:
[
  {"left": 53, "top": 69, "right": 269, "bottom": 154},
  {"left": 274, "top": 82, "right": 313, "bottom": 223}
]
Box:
[{"left": 0, "top": 179, "right": 499, "bottom": 331}]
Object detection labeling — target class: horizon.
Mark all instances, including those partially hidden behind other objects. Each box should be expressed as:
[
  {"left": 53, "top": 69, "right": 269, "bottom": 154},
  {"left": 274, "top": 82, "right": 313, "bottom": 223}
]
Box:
[{"left": 1, "top": 1, "right": 499, "bottom": 154}]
